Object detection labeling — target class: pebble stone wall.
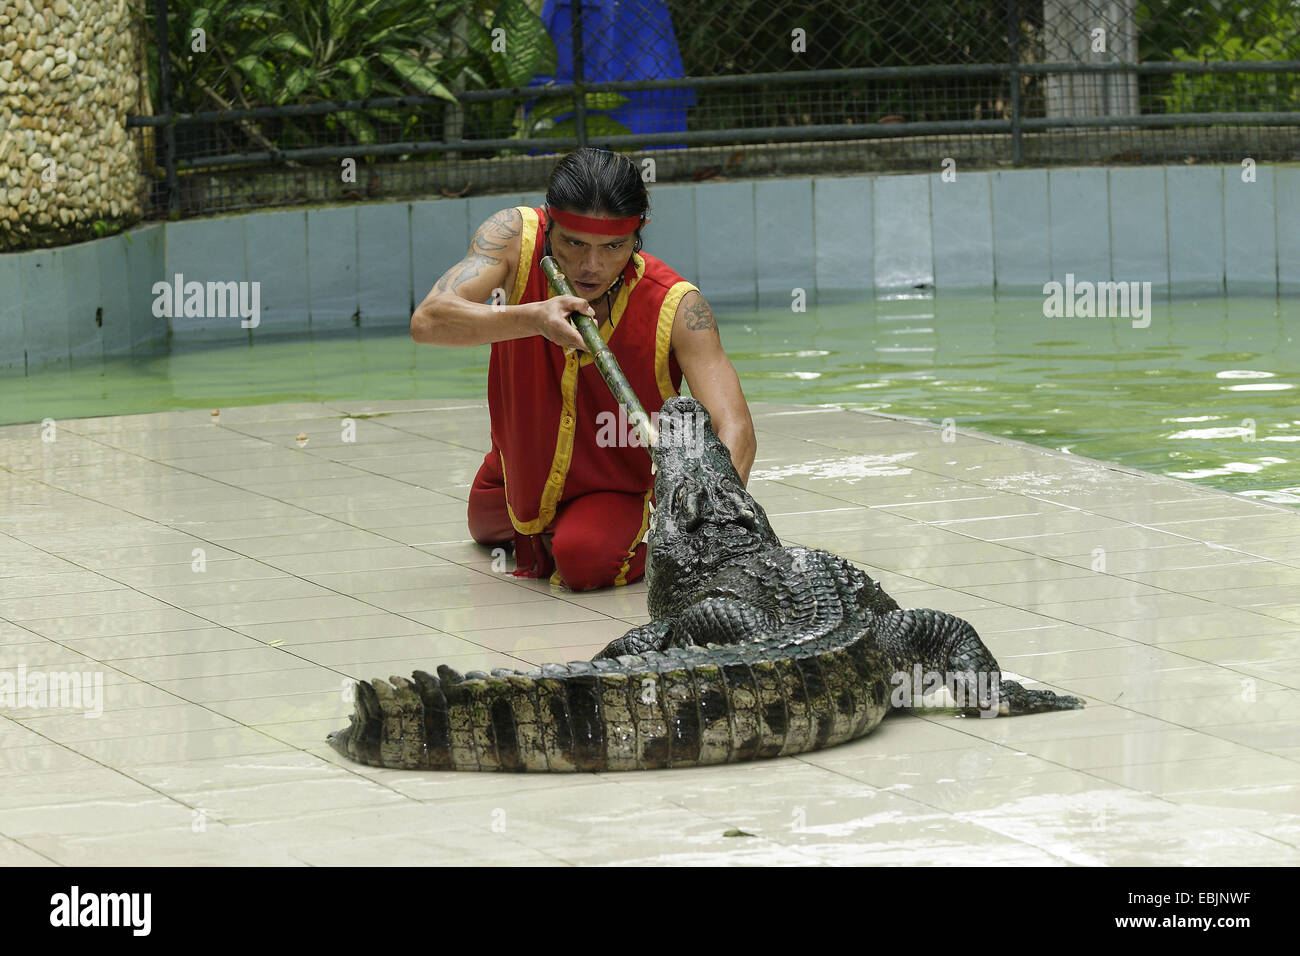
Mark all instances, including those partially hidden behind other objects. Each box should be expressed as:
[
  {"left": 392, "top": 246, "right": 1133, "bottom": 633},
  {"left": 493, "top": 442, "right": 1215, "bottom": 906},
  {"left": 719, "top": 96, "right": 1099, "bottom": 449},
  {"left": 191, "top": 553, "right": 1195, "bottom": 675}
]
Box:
[{"left": 0, "top": 0, "right": 145, "bottom": 251}]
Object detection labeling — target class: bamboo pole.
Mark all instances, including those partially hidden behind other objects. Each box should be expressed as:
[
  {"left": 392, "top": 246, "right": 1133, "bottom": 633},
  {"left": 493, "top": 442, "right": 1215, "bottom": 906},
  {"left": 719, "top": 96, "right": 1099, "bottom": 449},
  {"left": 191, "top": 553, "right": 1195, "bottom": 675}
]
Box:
[{"left": 540, "top": 256, "right": 658, "bottom": 450}]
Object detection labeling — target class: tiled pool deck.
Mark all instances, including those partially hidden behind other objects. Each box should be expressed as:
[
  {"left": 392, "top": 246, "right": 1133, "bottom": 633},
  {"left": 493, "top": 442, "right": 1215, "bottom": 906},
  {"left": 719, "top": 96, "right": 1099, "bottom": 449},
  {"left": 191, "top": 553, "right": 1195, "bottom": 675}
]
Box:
[{"left": 1, "top": 399, "right": 1297, "bottom": 866}]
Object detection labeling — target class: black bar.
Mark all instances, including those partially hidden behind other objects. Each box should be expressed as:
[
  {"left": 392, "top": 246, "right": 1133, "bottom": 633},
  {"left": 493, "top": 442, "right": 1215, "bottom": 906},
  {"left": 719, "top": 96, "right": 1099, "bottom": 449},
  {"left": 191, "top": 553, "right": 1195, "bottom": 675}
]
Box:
[
  {"left": 169, "top": 110, "right": 1300, "bottom": 171},
  {"left": 1020, "top": 59, "right": 1300, "bottom": 75},
  {"left": 570, "top": 0, "right": 587, "bottom": 148},
  {"left": 152, "top": 0, "right": 178, "bottom": 217},
  {"left": 1020, "top": 111, "right": 1300, "bottom": 128},
  {"left": 173, "top": 121, "right": 1016, "bottom": 169},
  {"left": 1007, "top": 0, "right": 1022, "bottom": 166},
  {"left": 122, "top": 61, "right": 1300, "bottom": 129},
  {"left": 127, "top": 92, "right": 515, "bottom": 128},
  {"left": 10, "top": 866, "right": 1288, "bottom": 939}
]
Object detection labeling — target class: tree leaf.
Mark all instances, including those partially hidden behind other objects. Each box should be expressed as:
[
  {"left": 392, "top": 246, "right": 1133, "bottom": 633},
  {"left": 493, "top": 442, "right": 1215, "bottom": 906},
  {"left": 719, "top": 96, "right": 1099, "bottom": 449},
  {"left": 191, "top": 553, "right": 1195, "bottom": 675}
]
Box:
[
  {"left": 529, "top": 92, "right": 628, "bottom": 124},
  {"left": 267, "top": 31, "right": 313, "bottom": 60},
  {"left": 542, "top": 114, "right": 634, "bottom": 139},
  {"left": 377, "top": 49, "right": 459, "bottom": 102},
  {"left": 488, "top": 0, "right": 556, "bottom": 88}
]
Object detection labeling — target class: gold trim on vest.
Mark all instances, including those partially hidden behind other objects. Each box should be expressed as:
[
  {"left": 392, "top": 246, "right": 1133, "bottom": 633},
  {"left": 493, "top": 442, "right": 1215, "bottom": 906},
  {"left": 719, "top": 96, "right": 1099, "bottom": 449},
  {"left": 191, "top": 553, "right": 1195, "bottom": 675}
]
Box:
[
  {"left": 509, "top": 206, "right": 539, "bottom": 306},
  {"left": 504, "top": 350, "right": 581, "bottom": 535},
  {"left": 656, "top": 281, "right": 698, "bottom": 400}
]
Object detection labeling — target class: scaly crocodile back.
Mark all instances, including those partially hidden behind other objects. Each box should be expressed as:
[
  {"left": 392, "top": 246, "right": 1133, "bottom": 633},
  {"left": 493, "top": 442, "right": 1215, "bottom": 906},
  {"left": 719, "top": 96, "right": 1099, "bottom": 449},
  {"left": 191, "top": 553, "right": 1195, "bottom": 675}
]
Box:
[{"left": 328, "top": 397, "right": 1083, "bottom": 771}]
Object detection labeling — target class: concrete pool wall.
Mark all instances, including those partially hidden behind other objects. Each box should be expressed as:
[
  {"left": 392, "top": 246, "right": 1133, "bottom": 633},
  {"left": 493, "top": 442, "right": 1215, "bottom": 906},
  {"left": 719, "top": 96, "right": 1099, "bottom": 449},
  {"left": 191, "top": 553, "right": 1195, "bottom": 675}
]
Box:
[{"left": 1, "top": 163, "right": 1297, "bottom": 373}]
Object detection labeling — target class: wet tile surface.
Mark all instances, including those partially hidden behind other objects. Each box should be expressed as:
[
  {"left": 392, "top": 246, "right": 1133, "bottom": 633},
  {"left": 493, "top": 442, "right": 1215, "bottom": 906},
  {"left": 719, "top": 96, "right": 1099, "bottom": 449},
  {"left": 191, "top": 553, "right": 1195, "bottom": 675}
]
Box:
[{"left": 0, "top": 399, "right": 1296, "bottom": 865}]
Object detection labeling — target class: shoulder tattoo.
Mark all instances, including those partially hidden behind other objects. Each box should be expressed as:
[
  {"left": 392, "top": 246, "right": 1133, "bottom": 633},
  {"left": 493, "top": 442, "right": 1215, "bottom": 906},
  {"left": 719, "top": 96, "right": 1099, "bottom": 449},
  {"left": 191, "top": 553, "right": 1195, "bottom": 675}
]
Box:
[
  {"left": 432, "top": 208, "right": 521, "bottom": 295},
  {"left": 472, "top": 207, "right": 522, "bottom": 255},
  {"left": 683, "top": 292, "right": 718, "bottom": 333}
]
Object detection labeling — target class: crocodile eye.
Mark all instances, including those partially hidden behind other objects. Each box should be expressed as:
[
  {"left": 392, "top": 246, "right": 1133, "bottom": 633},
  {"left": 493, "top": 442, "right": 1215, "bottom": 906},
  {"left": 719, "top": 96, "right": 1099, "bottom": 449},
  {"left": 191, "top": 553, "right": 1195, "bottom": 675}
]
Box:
[{"left": 673, "top": 486, "right": 686, "bottom": 511}]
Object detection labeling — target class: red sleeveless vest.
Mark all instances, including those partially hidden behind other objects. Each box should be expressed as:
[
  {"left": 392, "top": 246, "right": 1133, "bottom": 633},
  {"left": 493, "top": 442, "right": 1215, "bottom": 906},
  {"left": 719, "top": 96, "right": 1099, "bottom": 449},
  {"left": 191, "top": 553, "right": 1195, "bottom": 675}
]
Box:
[{"left": 488, "top": 205, "right": 698, "bottom": 577}]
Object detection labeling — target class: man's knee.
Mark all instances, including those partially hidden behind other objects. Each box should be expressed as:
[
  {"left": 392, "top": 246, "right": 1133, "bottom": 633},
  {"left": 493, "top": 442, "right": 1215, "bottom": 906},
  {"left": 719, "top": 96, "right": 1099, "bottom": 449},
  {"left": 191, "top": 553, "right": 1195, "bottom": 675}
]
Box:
[
  {"left": 467, "top": 451, "right": 512, "bottom": 545},
  {"left": 467, "top": 497, "right": 512, "bottom": 546},
  {"left": 551, "top": 538, "right": 644, "bottom": 591}
]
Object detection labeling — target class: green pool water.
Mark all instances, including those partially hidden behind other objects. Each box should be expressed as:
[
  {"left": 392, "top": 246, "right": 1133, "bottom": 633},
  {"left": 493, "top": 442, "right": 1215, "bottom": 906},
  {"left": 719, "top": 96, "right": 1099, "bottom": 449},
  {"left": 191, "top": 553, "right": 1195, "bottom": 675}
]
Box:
[{"left": 3, "top": 294, "right": 1297, "bottom": 505}]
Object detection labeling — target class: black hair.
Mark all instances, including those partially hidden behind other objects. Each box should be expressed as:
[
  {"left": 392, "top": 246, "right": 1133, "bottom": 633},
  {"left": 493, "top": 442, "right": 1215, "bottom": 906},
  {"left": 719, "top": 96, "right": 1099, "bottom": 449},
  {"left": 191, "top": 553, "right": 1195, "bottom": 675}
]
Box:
[{"left": 545, "top": 147, "right": 650, "bottom": 254}]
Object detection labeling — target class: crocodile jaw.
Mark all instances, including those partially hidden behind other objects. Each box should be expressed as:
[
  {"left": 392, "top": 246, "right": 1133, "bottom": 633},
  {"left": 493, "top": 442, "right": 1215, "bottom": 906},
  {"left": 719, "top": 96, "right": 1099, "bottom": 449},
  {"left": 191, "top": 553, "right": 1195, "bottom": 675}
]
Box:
[{"left": 646, "top": 397, "right": 779, "bottom": 618}]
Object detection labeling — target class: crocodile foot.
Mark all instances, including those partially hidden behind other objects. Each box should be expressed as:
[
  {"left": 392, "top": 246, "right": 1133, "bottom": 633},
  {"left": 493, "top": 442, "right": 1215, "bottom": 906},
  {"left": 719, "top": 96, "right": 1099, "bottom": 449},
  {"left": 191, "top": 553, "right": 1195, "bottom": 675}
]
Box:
[{"left": 594, "top": 619, "right": 674, "bottom": 660}]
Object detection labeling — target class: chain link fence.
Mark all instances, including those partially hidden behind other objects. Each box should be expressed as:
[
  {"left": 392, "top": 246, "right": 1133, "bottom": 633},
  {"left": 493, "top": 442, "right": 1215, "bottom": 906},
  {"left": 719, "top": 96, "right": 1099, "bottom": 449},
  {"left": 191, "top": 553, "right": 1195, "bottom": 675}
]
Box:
[{"left": 128, "top": 0, "right": 1300, "bottom": 219}]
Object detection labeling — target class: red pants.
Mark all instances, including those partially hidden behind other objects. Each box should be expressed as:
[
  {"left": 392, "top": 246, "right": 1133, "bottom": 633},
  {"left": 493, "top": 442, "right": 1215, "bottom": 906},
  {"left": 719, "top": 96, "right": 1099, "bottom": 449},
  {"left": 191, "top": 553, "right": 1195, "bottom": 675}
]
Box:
[{"left": 468, "top": 449, "right": 648, "bottom": 590}]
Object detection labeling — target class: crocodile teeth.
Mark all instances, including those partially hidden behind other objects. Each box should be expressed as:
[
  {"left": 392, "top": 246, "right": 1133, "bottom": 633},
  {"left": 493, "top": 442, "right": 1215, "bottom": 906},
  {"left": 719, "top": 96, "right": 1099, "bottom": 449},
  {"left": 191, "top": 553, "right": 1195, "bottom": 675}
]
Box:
[{"left": 650, "top": 461, "right": 657, "bottom": 475}]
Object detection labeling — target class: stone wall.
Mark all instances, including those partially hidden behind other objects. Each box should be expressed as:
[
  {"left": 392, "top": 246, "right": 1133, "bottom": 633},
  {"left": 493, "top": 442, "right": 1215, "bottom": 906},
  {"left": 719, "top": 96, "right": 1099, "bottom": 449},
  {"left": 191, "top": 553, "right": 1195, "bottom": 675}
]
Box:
[{"left": 0, "top": 0, "right": 145, "bottom": 251}]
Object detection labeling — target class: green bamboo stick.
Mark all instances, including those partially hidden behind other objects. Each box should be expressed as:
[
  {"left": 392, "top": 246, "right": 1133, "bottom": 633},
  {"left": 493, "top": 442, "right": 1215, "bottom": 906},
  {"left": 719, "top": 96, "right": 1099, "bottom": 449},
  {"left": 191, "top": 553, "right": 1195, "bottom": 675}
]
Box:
[{"left": 540, "top": 255, "right": 658, "bottom": 450}]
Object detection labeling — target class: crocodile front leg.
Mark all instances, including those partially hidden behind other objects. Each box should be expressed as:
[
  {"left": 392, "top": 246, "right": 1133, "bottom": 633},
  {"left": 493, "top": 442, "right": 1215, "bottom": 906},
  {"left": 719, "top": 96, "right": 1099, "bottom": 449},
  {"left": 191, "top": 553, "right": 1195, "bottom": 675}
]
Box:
[
  {"left": 593, "top": 619, "right": 675, "bottom": 660},
  {"left": 874, "top": 608, "right": 1084, "bottom": 716},
  {"left": 594, "top": 596, "right": 777, "bottom": 660},
  {"left": 674, "top": 596, "right": 774, "bottom": 648}
]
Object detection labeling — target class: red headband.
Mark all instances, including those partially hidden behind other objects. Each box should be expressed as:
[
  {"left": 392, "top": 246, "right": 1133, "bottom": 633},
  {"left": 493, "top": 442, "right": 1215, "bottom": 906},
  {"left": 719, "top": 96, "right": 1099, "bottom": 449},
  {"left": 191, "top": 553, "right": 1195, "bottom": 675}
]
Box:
[{"left": 546, "top": 205, "right": 642, "bottom": 236}]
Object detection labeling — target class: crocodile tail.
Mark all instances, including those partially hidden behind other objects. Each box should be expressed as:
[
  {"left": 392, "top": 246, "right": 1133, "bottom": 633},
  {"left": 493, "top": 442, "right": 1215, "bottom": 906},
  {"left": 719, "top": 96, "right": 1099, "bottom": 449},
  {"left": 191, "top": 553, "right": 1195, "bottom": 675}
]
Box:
[{"left": 327, "top": 641, "right": 894, "bottom": 772}]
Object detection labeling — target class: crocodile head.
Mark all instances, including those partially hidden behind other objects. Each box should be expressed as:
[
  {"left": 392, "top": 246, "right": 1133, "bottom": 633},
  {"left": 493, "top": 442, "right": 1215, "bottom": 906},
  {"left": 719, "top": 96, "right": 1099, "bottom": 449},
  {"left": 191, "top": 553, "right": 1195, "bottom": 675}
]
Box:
[{"left": 645, "top": 396, "right": 779, "bottom": 618}]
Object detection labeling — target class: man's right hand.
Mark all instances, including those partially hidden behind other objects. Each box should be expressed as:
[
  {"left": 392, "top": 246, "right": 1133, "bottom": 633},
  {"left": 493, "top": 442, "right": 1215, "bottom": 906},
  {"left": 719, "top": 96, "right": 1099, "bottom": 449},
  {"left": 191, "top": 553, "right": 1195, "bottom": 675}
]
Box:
[{"left": 532, "top": 296, "right": 594, "bottom": 352}]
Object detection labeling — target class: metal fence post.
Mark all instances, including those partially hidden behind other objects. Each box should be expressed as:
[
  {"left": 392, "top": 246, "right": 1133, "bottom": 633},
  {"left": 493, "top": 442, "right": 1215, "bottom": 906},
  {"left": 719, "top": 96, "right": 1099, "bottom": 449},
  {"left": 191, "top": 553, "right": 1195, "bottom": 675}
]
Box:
[
  {"left": 1007, "top": 0, "right": 1022, "bottom": 166},
  {"left": 152, "top": 0, "right": 179, "bottom": 217},
  {"left": 570, "top": 0, "right": 587, "bottom": 148}
]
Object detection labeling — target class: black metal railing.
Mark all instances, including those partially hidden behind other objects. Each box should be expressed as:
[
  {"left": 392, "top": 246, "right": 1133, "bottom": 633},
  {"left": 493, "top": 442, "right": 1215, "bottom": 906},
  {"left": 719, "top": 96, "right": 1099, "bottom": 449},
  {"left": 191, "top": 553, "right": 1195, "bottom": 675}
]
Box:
[{"left": 129, "top": 0, "right": 1300, "bottom": 218}]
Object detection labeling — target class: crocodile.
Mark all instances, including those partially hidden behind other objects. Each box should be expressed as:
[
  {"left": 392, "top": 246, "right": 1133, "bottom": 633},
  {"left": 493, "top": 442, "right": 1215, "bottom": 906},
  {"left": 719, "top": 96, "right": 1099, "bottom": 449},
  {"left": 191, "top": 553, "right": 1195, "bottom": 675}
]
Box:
[{"left": 328, "top": 397, "right": 1084, "bottom": 771}]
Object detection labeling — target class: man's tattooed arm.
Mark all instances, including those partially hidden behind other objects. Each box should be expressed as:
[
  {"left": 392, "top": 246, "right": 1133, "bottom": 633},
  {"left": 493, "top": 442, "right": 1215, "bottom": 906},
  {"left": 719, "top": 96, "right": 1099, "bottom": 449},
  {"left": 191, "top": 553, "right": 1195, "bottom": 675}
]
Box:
[
  {"left": 682, "top": 292, "right": 718, "bottom": 332},
  {"left": 412, "top": 207, "right": 544, "bottom": 346},
  {"left": 431, "top": 207, "right": 522, "bottom": 297},
  {"left": 670, "top": 289, "right": 756, "bottom": 483}
]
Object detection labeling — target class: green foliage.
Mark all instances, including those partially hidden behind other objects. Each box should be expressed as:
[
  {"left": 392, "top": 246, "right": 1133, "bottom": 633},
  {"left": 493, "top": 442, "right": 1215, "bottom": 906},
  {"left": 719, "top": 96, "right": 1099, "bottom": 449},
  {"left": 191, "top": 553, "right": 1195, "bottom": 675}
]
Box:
[
  {"left": 135, "top": 0, "right": 1298, "bottom": 155},
  {"left": 1154, "top": 2, "right": 1300, "bottom": 113},
  {"left": 141, "top": 0, "right": 462, "bottom": 150},
  {"left": 86, "top": 219, "right": 130, "bottom": 240},
  {"left": 658, "top": 0, "right": 1298, "bottom": 126},
  {"left": 665, "top": 0, "right": 1011, "bottom": 126},
  {"left": 1138, "top": 0, "right": 1300, "bottom": 62},
  {"left": 500, "top": 93, "right": 631, "bottom": 155},
  {"left": 139, "top": 0, "right": 605, "bottom": 154},
  {"left": 450, "top": 0, "right": 632, "bottom": 148}
]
